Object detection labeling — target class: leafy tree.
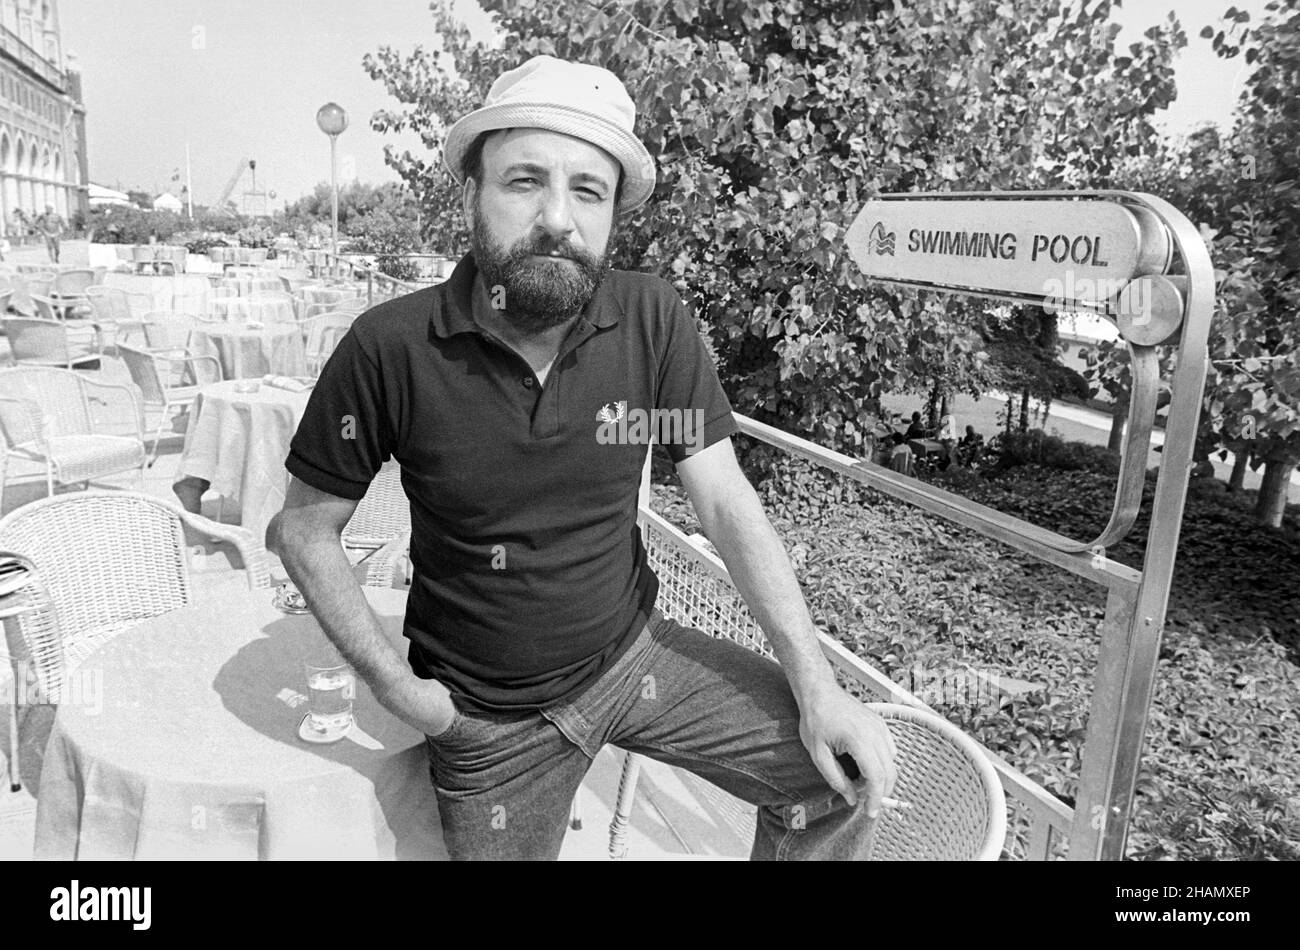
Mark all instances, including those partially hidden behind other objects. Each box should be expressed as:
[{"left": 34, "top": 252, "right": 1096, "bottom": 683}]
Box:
[
  {"left": 280, "top": 180, "right": 420, "bottom": 238},
  {"left": 350, "top": 210, "right": 424, "bottom": 280},
  {"left": 365, "top": 0, "right": 1182, "bottom": 458},
  {"left": 1198, "top": 0, "right": 1300, "bottom": 527}
]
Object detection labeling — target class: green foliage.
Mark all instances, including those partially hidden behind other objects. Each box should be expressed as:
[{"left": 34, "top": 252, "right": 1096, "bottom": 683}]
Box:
[
  {"left": 234, "top": 223, "right": 274, "bottom": 248},
  {"left": 1101, "top": 2, "right": 1300, "bottom": 525},
  {"left": 85, "top": 205, "right": 182, "bottom": 244},
  {"left": 986, "top": 428, "right": 1122, "bottom": 475},
  {"left": 653, "top": 452, "right": 1300, "bottom": 859},
  {"left": 280, "top": 180, "right": 420, "bottom": 239},
  {"left": 365, "top": 0, "right": 1184, "bottom": 459},
  {"left": 177, "top": 234, "right": 231, "bottom": 255},
  {"left": 349, "top": 211, "right": 423, "bottom": 280}
]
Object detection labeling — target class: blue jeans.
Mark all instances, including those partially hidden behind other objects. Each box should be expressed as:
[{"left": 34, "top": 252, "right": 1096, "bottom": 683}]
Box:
[{"left": 424, "top": 609, "right": 878, "bottom": 860}]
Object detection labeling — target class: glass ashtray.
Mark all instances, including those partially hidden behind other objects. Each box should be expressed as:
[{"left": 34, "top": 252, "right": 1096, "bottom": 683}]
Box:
[{"left": 273, "top": 582, "right": 309, "bottom": 614}]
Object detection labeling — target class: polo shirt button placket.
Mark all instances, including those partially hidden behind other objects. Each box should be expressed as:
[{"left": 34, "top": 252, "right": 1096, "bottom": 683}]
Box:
[{"left": 523, "top": 376, "right": 534, "bottom": 389}]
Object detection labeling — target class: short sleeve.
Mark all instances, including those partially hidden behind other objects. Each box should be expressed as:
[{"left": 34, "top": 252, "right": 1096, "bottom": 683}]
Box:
[
  {"left": 284, "top": 329, "right": 394, "bottom": 500},
  {"left": 655, "top": 296, "right": 737, "bottom": 464}
]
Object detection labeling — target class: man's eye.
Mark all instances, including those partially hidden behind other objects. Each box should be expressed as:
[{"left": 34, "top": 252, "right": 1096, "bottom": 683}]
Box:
[
  {"left": 511, "top": 178, "right": 538, "bottom": 187},
  {"left": 578, "top": 189, "right": 604, "bottom": 202}
]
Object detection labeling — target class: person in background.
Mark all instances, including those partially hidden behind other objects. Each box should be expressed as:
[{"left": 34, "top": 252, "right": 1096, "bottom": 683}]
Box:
[
  {"left": 36, "top": 205, "right": 64, "bottom": 264},
  {"left": 903, "top": 411, "right": 926, "bottom": 441},
  {"left": 9, "top": 209, "right": 26, "bottom": 248},
  {"left": 958, "top": 425, "right": 985, "bottom": 467},
  {"left": 938, "top": 410, "right": 958, "bottom": 470}
]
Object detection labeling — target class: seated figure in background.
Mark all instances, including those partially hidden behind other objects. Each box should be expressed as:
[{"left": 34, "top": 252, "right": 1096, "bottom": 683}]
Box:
[{"left": 958, "top": 425, "right": 985, "bottom": 467}]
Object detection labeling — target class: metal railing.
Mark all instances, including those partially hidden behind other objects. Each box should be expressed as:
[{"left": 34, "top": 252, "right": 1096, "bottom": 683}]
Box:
[
  {"left": 306, "top": 251, "right": 425, "bottom": 306},
  {"left": 637, "top": 503, "right": 1074, "bottom": 859}
]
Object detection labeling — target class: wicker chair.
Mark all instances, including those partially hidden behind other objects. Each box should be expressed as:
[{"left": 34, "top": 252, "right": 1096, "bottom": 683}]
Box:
[
  {"left": 0, "top": 491, "right": 270, "bottom": 791},
  {"left": 604, "top": 512, "right": 1008, "bottom": 861},
  {"left": 117, "top": 342, "right": 223, "bottom": 464},
  {"left": 0, "top": 366, "right": 146, "bottom": 506},
  {"left": 31, "top": 293, "right": 101, "bottom": 350},
  {"left": 48, "top": 268, "right": 98, "bottom": 319},
  {"left": 140, "top": 311, "right": 200, "bottom": 352},
  {"left": 301, "top": 312, "right": 356, "bottom": 374},
  {"left": 0, "top": 550, "right": 57, "bottom": 791},
  {"left": 342, "top": 460, "right": 410, "bottom": 585},
  {"left": 85, "top": 286, "right": 152, "bottom": 348},
  {"left": 1, "top": 316, "right": 99, "bottom": 369}
]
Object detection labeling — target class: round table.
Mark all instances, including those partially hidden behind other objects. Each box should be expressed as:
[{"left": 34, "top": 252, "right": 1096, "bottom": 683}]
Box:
[
  {"left": 189, "top": 322, "right": 307, "bottom": 379},
  {"left": 34, "top": 585, "right": 446, "bottom": 860},
  {"left": 218, "top": 276, "right": 285, "bottom": 297},
  {"left": 175, "top": 379, "right": 312, "bottom": 538},
  {"left": 209, "top": 296, "right": 297, "bottom": 325}
]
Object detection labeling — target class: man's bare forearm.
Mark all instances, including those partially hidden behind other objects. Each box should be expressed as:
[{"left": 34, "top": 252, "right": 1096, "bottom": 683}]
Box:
[
  {"left": 268, "top": 518, "right": 413, "bottom": 711},
  {"left": 692, "top": 485, "right": 838, "bottom": 708}
]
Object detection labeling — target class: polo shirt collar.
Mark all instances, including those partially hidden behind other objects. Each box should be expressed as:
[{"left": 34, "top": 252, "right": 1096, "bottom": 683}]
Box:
[{"left": 431, "top": 252, "right": 623, "bottom": 340}]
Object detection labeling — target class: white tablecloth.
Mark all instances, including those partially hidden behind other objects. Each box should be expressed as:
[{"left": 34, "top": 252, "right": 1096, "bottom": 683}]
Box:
[
  {"left": 176, "top": 379, "right": 311, "bottom": 537},
  {"left": 33, "top": 586, "right": 446, "bottom": 860},
  {"left": 209, "top": 296, "right": 296, "bottom": 324},
  {"left": 189, "top": 322, "right": 306, "bottom": 379},
  {"left": 103, "top": 272, "right": 211, "bottom": 315},
  {"left": 218, "top": 276, "right": 285, "bottom": 297}
]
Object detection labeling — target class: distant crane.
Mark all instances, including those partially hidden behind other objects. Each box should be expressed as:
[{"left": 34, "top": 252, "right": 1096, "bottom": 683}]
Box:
[
  {"left": 214, "top": 157, "right": 274, "bottom": 217},
  {"left": 215, "top": 157, "right": 252, "bottom": 212}
]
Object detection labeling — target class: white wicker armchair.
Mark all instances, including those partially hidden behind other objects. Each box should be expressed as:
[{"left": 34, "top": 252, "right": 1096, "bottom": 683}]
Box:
[
  {"left": 117, "top": 342, "right": 222, "bottom": 465},
  {"left": 0, "top": 491, "right": 270, "bottom": 791},
  {"left": 1, "top": 316, "right": 99, "bottom": 369},
  {"left": 604, "top": 511, "right": 1008, "bottom": 861},
  {"left": 343, "top": 460, "right": 410, "bottom": 587},
  {"left": 0, "top": 550, "right": 58, "bottom": 791},
  {"left": 301, "top": 312, "right": 356, "bottom": 374},
  {"left": 0, "top": 366, "right": 146, "bottom": 508},
  {"left": 85, "top": 286, "right": 152, "bottom": 348}
]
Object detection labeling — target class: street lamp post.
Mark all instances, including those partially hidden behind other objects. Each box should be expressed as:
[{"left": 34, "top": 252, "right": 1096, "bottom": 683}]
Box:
[{"left": 315, "top": 102, "right": 349, "bottom": 268}]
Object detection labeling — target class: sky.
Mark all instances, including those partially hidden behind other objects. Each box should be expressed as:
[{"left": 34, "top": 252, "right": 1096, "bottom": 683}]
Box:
[{"left": 60, "top": 0, "right": 1266, "bottom": 208}]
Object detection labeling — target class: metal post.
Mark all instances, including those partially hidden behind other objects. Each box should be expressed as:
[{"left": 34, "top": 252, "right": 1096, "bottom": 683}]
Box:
[
  {"left": 329, "top": 134, "right": 339, "bottom": 262},
  {"left": 1066, "top": 194, "right": 1214, "bottom": 859}
]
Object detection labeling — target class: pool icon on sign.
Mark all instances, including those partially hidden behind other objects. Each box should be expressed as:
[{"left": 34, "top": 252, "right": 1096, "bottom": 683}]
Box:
[{"left": 865, "top": 221, "right": 896, "bottom": 256}]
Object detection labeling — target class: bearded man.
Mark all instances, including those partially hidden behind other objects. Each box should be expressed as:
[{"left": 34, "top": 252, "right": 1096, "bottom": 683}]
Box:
[{"left": 267, "top": 55, "right": 895, "bottom": 861}]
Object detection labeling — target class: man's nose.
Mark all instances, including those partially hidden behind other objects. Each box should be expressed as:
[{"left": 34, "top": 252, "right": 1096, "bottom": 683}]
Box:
[{"left": 535, "top": 187, "right": 576, "bottom": 240}]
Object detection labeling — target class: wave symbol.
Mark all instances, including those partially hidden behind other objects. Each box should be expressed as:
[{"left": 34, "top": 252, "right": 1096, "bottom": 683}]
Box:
[{"left": 866, "top": 221, "right": 896, "bottom": 256}]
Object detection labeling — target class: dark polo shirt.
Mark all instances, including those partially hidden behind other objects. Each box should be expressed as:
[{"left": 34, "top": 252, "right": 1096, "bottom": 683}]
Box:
[{"left": 285, "top": 253, "right": 737, "bottom": 711}]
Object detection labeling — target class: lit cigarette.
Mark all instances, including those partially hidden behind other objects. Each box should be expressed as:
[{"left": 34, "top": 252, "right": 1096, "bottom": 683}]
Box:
[{"left": 881, "top": 796, "right": 913, "bottom": 810}]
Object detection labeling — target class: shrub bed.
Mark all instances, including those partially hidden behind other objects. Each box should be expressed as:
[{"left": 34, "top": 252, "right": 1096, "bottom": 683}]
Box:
[{"left": 649, "top": 447, "right": 1300, "bottom": 859}]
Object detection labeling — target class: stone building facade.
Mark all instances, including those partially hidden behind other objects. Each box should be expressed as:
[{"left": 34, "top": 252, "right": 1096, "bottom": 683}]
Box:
[{"left": 0, "top": 0, "right": 86, "bottom": 236}]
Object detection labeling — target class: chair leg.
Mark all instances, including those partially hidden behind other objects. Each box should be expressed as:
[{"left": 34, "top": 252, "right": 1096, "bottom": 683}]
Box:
[
  {"left": 609, "top": 751, "right": 645, "bottom": 859},
  {"left": 7, "top": 699, "right": 19, "bottom": 792},
  {"left": 148, "top": 408, "right": 169, "bottom": 467}
]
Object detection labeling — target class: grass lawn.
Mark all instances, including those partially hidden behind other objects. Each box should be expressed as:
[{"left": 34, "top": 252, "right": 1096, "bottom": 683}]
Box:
[{"left": 649, "top": 445, "right": 1300, "bottom": 860}]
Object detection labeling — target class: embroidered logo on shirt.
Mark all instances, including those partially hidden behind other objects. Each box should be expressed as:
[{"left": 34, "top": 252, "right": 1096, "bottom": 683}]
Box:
[{"left": 596, "top": 400, "right": 627, "bottom": 424}]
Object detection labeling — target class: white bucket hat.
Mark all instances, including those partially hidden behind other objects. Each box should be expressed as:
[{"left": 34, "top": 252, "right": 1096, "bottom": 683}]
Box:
[{"left": 442, "top": 55, "right": 656, "bottom": 213}]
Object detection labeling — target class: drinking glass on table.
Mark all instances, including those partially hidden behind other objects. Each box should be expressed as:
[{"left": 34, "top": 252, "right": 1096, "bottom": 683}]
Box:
[{"left": 304, "top": 660, "right": 355, "bottom": 741}]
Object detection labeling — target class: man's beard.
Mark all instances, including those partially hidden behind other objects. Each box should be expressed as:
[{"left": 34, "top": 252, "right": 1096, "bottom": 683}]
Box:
[{"left": 471, "top": 211, "right": 611, "bottom": 335}]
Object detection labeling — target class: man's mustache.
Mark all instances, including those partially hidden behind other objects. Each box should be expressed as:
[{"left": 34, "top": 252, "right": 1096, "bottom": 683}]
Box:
[{"left": 513, "top": 240, "right": 594, "bottom": 264}]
